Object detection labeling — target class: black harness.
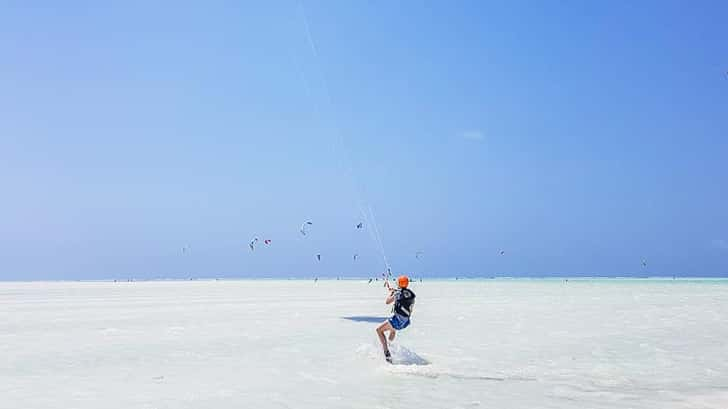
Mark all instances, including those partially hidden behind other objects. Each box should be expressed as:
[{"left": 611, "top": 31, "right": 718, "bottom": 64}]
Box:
[{"left": 393, "top": 288, "right": 416, "bottom": 317}]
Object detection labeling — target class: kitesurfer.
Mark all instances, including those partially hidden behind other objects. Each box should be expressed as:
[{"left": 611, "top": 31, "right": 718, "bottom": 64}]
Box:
[{"left": 376, "top": 275, "right": 415, "bottom": 363}]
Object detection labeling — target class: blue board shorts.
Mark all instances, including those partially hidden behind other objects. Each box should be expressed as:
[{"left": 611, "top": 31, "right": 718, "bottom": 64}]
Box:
[{"left": 388, "top": 314, "right": 410, "bottom": 330}]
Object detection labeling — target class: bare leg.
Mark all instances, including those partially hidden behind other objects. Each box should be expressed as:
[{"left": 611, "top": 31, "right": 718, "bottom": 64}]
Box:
[
  {"left": 376, "top": 321, "right": 394, "bottom": 361},
  {"left": 388, "top": 328, "right": 396, "bottom": 341}
]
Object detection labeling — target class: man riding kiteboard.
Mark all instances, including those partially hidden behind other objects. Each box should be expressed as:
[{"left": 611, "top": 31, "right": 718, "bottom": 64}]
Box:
[{"left": 375, "top": 275, "right": 416, "bottom": 363}]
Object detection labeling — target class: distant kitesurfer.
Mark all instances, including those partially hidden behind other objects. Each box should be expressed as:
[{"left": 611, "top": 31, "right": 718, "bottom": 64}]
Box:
[{"left": 376, "top": 275, "right": 415, "bottom": 363}]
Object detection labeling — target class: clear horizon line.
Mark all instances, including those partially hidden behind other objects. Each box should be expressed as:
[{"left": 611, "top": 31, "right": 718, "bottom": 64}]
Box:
[{"left": 2, "top": 275, "right": 728, "bottom": 283}]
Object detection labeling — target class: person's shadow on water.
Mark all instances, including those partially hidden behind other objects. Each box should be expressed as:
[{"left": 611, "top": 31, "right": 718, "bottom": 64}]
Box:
[{"left": 341, "top": 316, "right": 387, "bottom": 323}]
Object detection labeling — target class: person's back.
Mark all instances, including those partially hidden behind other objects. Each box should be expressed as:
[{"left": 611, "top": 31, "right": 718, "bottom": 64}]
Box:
[{"left": 390, "top": 286, "right": 415, "bottom": 327}]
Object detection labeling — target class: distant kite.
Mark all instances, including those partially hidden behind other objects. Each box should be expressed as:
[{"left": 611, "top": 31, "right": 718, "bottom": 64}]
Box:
[
  {"left": 300, "top": 221, "right": 313, "bottom": 236},
  {"left": 264, "top": 239, "right": 272, "bottom": 245},
  {"left": 356, "top": 222, "right": 363, "bottom": 229},
  {"left": 353, "top": 253, "right": 358, "bottom": 261},
  {"left": 415, "top": 251, "right": 424, "bottom": 259},
  {"left": 249, "top": 237, "right": 259, "bottom": 251},
  {"left": 316, "top": 254, "right": 321, "bottom": 261}
]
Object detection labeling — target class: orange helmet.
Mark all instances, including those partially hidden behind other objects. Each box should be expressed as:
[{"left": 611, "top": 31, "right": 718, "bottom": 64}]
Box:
[{"left": 397, "top": 275, "right": 409, "bottom": 288}]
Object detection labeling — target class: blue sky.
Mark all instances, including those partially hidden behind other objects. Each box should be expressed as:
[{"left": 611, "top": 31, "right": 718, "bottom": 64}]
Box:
[{"left": 1, "top": 1, "right": 726, "bottom": 280}]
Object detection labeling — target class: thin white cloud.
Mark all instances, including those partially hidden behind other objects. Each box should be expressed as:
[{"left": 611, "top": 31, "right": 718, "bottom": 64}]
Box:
[
  {"left": 462, "top": 130, "right": 484, "bottom": 141},
  {"left": 712, "top": 239, "right": 728, "bottom": 250}
]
